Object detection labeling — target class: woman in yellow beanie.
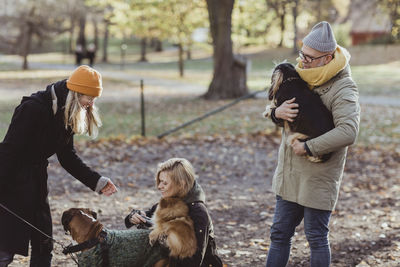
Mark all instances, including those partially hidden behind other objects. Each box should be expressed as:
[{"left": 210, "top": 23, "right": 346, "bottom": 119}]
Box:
[{"left": 0, "top": 65, "right": 117, "bottom": 267}]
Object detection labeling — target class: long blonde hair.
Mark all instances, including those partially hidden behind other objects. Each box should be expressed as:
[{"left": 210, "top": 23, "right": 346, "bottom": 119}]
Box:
[
  {"left": 64, "top": 90, "right": 102, "bottom": 138},
  {"left": 155, "top": 158, "right": 196, "bottom": 198}
]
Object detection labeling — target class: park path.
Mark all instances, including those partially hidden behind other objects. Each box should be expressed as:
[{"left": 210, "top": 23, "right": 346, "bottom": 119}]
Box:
[
  {"left": 1, "top": 57, "right": 399, "bottom": 106},
  {"left": 9, "top": 59, "right": 207, "bottom": 97}
]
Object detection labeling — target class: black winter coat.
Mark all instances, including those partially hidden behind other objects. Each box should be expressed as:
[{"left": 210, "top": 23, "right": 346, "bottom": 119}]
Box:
[
  {"left": 0, "top": 80, "right": 101, "bottom": 256},
  {"left": 125, "top": 182, "right": 222, "bottom": 267}
]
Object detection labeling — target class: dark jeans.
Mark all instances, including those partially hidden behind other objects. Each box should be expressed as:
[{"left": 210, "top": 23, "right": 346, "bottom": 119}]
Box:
[{"left": 266, "top": 195, "right": 332, "bottom": 267}]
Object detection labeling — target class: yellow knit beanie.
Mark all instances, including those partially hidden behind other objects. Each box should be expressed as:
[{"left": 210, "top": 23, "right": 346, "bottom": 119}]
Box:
[{"left": 66, "top": 65, "right": 103, "bottom": 97}]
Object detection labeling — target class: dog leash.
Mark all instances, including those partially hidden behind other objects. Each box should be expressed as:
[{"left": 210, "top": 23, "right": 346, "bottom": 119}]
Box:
[{"left": 0, "top": 203, "right": 79, "bottom": 265}]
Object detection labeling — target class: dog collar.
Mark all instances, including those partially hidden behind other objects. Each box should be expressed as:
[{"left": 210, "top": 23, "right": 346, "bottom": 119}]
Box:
[{"left": 62, "top": 230, "right": 107, "bottom": 254}]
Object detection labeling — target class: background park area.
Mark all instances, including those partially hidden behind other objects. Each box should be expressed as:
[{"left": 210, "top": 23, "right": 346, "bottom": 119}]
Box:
[{"left": 1, "top": 0, "right": 400, "bottom": 266}]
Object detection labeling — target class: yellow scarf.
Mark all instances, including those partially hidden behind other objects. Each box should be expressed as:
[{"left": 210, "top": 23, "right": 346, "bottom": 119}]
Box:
[{"left": 295, "top": 45, "right": 351, "bottom": 88}]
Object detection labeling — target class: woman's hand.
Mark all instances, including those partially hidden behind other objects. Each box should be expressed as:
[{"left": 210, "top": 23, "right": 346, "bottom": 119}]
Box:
[
  {"left": 275, "top": 97, "right": 299, "bottom": 122},
  {"left": 129, "top": 211, "right": 148, "bottom": 225},
  {"left": 101, "top": 180, "right": 118, "bottom": 196}
]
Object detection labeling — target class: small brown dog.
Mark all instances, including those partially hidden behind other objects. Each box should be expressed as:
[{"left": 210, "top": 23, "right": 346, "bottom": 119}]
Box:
[{"left": 149, "top": 197, "right": 197, "bottom": 259}]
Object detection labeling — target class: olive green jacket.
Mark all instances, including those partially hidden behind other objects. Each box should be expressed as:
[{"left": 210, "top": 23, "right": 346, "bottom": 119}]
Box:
[{"left": 272, "top": 65, "right": 360, "bottom": 211}]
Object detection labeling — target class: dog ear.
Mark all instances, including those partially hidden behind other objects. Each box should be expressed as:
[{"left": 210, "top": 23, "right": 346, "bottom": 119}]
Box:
[
  {"left": 61, "top": 210, "right": 73, "bottom": 233},
  {"left": 269, "top": 69, "right": 283, "bottom": 100}
]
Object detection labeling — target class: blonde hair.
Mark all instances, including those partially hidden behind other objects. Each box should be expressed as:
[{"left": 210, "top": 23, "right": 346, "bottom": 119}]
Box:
[
  {"left": 155, "top": 158, "right": 196, "bottom": 198},
  {"left": 64, "top": 90, "right": 102, "bottom": 138}
]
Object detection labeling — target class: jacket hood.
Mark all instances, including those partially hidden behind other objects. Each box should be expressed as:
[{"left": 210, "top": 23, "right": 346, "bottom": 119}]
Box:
[
  {"left": 26, "top": 79, "right": 69, "bottom": 115},
  {"left": 47, "top": 79, "right": 69, "bottom": 114},
  {"left": 183, "top": 180, "right": 206, "bottom": 204}
]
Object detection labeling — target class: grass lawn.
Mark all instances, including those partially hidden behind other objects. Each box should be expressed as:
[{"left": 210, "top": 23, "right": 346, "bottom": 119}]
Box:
[
  {"left": 1, "top": 93, "right": 399, "bottom": 146},
  {"left": 0, "top": 44, "right": 399, "bottom": 145}
]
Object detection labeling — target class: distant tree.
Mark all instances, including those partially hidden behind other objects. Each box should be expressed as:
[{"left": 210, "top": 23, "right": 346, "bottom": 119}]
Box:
[
  {"left": 150, "top": 38, "right": 163, "bottom": 52},
  {"left": 204, "top": 0, "right": 248, "bottom": 100},
  {"left": 111, "top": 0, "right": 164, "bottom": 62},
  {"left": 264, "top": 0, "right": 305, "bottom": 50},
  {"left": 292, "top": 0, "right": 300, "bottom": 54},
  {"left": 265, "top": 0, "right": 291, "bottom": 47},
  {"left": 0, "top": 0, "right": 68, "bottom": 69},
  {"left": 376, "top": 0, "right": 400, "bottom": 41},
  {"left": 305, "top": 0, "right": 338, "bottom": 23},
  {"left": 232, "top": 0, "right": 274, "bottom": 47},
  {"left": 77, "top": 14, "right": 87, "bottom": 50},
  {"left": 112, "top": 0, "right": 207, "bottom": 76},
  {"left": 157, "top": 0, "right": 208, "bottom": 77},
  {"left": 86, "top": 0, "right": 117, "bottom": 62},
  {"left": 64, "top": 0, "right": 87, "bottom": 54}
]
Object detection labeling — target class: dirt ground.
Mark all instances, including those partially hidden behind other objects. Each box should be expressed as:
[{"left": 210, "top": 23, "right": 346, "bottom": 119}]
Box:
[{"left": 8, "top": 133, "right": 400, "bottom": 267}]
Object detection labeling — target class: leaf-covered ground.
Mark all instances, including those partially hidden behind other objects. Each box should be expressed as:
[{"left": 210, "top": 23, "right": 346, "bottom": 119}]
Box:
[
  {"left": 9, "top": 133, "right": 400, "bottom": 267},
  {"left": 2, "top": 56, "right": 399, "bottom": 266}
]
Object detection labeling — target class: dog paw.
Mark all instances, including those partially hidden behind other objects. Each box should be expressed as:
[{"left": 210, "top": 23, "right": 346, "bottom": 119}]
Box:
[
  {"left": 149, "top": 231, "right": 160, "bottom": 246},
  {"left": 263, "top": 105, "right": 273, "bottom": 118}
]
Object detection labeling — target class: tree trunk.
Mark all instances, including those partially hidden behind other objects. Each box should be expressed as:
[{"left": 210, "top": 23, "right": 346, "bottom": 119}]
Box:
[
  {"left": 316, "top": 0, "right": 322, "bottom": 22},
  {"left": 93, "top": 18, "right": 99, "bottom": 50},
  {"left": 68, "top": 15, "right": 75, "bottom": 54},
  {"left": 186, "top": 43, "right": 192, "bottom": 60},
  {"left": 278, "top": 13, "right": 285, "bottom": 47},
  {"left": 21, "top": 26, "right": 33, "bottom": 70},
  {"left": 102, "top": 19, "right": 109, "bottom": 62},
  {"left": 178, "top": 43, "right": 184, "bottom": 77},
  {"left": 204, "top": 0, "right": 248, "bottom": 100},
  {"left": 292, "top": 0, "right": 299, "bottom": 54},
  {"left": 77, "top": 14, "right": 86, "bottom": 50},
  {"left": 139, "top": 37, "right": 148, "bottom": 62},
  {"left": 155, "top": 39, "right": 163, "bottom": 52},
  {"left": 21, "top": 9, "right": 35, "bottom": 70}
]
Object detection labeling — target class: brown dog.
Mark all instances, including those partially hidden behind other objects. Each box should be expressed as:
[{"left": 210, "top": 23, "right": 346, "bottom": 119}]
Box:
[
  {"left": 61, "top": 208, "right": 168, "bottom": 267},
  {"left": 61, "top": 208, "right": 102, "bottom": 244},
  {"left": 149, "top": 197, "right": 197, "bottom": 259}
]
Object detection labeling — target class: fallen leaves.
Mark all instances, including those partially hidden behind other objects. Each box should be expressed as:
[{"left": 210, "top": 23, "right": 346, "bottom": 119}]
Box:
[{"left": 38, "top": 134, "right": 400, "bottom": 266}]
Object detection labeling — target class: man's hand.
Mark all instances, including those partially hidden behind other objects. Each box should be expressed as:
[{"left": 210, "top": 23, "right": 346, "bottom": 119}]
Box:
[
  {"left": 291, "top": 139, "right": 307, "bottom": 156},
  {"left": 101, "top": 180, "right": 118, "bottom": 196},
  {"left": 275, "top": 97, "right": 299, "bottom": 122}
]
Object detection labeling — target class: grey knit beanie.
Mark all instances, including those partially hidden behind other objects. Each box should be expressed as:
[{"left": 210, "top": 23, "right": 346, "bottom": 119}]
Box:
[{"left": 302, "top": 21, "right": 337, "bottom": 52}]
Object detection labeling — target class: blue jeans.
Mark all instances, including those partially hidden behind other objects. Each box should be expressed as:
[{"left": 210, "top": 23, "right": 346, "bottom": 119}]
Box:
[{"left": 266, "top": 195, "right": 331, "bottom": 267}]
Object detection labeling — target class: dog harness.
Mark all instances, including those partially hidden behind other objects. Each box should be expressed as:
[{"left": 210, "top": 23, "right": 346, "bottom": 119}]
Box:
[
  {"left": 62, "top": 230, "right": 108, "bottom": 254},
  {"left": 76, "top": 229, "right": 168, "bottom": 267}
]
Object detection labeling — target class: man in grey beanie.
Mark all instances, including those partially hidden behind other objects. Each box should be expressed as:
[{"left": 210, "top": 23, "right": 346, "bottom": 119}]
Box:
[{"left": 265, "top": 21, "right": 360, "bottom": 267}]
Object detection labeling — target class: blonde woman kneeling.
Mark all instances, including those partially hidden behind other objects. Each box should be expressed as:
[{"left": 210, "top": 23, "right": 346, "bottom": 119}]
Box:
[{"left": 125, "top": 158, "right": 222, "bottom": 267}]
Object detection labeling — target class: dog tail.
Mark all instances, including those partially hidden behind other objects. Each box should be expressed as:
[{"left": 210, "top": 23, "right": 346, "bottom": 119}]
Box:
[{"left": 306, "top": 152, "right": 333, "bottom": 163}]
